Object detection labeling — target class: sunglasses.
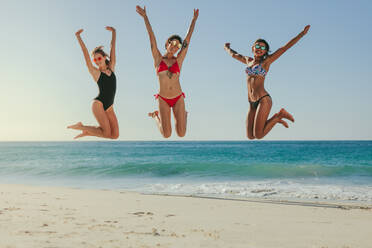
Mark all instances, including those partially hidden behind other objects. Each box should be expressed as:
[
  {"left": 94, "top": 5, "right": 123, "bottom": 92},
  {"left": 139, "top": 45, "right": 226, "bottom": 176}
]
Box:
[
  {"left": 170, "top": 40, "right": 182, "bottom": 49},
  {"left": 255, "top": 44, "right": 266, "bottom": 50},
  {"left": 93, "top": 57, "right": 103, "bottom": 63}
]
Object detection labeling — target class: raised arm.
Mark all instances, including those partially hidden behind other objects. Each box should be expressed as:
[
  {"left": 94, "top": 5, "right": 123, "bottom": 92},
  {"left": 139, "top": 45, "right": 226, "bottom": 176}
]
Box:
[
  {"left": 177, "top": 9, "right": 199, "bottom": 66},
  {"left": 224, "top": 43, "right": 249, "bottom": 64},
  {"left": 75, "top": 29, "right": 100, "bottom": 81},
  {"left": 106, "top": 26, "right": 116, "bottom": 72},
  {"left": 136, "top": 5, "right": 162, "bottom": 66},
  {"left": 265, "top": 25, "right": 310, "bottom": 65}
]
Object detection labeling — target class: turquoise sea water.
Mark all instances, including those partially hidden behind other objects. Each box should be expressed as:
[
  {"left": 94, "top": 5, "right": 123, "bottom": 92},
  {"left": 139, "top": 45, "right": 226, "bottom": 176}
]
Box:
[{"left": 0, "top": 141, "right": 371, "bottom": 202}]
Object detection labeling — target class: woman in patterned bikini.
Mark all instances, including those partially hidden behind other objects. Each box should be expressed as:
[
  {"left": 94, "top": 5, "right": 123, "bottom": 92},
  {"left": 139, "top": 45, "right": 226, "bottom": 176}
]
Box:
[
  {"left": 136, "top": 5, "right": 198, "bottom": 138},
  {"left": 224, "top": 25, "right": 310, "bottom": 139}
]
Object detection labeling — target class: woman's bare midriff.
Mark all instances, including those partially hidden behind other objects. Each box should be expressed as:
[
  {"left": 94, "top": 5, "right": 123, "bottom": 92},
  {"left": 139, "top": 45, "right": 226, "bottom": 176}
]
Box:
[
  {"left": 157, "top": 72, "right": 183, "bottom": 98},
  {"left": 247, "top": 75, "right": 269, "bottom": 102}
]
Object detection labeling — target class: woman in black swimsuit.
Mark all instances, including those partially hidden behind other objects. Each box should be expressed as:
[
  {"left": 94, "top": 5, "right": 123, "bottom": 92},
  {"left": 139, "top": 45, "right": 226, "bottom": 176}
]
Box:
[{"left": 68, "top": 27, "right": 119, "bottom": 139}]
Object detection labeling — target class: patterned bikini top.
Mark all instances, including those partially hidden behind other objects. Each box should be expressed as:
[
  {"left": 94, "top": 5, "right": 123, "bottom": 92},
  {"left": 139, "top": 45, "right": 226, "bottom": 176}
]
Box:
[{"left": 245, "top": 63, "right": 267, "bottom": 77}]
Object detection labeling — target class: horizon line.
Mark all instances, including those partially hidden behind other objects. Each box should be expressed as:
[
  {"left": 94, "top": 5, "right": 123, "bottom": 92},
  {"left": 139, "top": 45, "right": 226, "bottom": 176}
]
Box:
[{"left": 0, "top": 139, "right": 371, "bottom": 142}]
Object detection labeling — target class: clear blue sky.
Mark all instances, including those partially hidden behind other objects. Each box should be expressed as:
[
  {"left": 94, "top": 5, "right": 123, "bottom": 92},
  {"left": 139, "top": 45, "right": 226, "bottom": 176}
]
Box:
[{"left": 0, "top": 0, "right": 371, "bottom": 141}]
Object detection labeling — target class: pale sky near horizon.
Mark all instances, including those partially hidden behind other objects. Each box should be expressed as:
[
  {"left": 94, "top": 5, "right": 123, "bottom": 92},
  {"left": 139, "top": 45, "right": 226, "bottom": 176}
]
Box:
[{"left": 0, "top": 0, "right": 371, "bottom": 141}]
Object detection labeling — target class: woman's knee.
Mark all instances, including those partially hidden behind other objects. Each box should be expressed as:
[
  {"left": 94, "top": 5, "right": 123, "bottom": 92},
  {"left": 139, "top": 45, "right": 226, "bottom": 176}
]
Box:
[
  {"left": 177, "top": 132, "right": 186, "bottom": 138},
  {"left": 253, "top": 126, "right": 265, "bottom": 139},
  {"left": 110, "top": 127, "right": 119, "bottom": 139},
  {"left": 246, "top": 126, "right": 255, "bottom": 140},
  {"left": 177, "top": 128, "right": 186, "bottom": 137},
  {"left": 160, "top": 120, "right": 172, "bottom": 138},
  {"left": 246, "top": 124, "right": 255, "bottom": 140},
  {"left": 162, "top": 129, "right": 172, "bottom": 138},
  {"left": 101, "top": 127, "right": 111, "bottom": 138},
  {"left": 254, "top": 131, "right": 264, "bottom": 139},
  {"left": 111, "top": 132, "right": 119, "bottom": 139},
  {"left": 175, "top": 122, "right": 186, "bottom": 137}
]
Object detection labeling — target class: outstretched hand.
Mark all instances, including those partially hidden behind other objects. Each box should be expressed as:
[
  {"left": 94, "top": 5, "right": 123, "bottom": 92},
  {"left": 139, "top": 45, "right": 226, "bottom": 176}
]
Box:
[
  {"left": 303, "top": 25, "right": 310, "bottom": 35},
  {"left": 193, "top": 9, "right": 199, "bottom": 20},
  {"left": 106, "top": 26, "right": 115, "bottom": 32},
  {"left": 75, "top": 29, "right": 83, "bottom": 36},
  {"left": 136, "top": 5, "right": 147, "bottom": 18}
]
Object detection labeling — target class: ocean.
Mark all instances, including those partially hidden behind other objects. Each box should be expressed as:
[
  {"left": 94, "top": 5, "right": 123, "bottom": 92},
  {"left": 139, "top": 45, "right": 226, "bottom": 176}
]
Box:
[{"left": 0, "top": 141, "right": 371, "bottom": 203}]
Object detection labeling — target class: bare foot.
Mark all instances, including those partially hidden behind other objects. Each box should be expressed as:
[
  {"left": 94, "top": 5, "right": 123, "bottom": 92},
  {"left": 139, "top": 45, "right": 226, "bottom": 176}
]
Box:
[
  {"left": 67, "top": 122, "right": 83, "bottom": 130},
  {"left": 74, "top": 130, "right": 89, "bottom": 139},
  {"left": 148, "top": 111, "right": 159, "bottom": 119},
  {"left": 278, "top": 119, "right": 289, "bottom": 128},
  {"left": 278, "top": 108, "right": 295, "bottom": 122}
]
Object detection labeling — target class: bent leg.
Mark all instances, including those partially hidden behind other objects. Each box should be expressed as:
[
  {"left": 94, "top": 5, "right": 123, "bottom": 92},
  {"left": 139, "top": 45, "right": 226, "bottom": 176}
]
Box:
[
  {"left": 106, "top": 106, "right": 119, "bottom": 139},
  {"left": 148, "top": 98, "right": 172, "bottom": 138},
  {"left": 253, "top": 97, "right": 276, "bottom": 139},
  {"left": 253, "top": 97, "right": 292, "bottom": 139},
  {"left": 172, "top": 96, "right": 187, "bottom": 137},
  {"left": 68, "top": 101, "right": 111, "bottom": 139},
  {"left": 158, "top": 98, "right": 172, "bottom": 138},
  {"left": 246, "top": 104, "right": 257, "bottom": 139}
]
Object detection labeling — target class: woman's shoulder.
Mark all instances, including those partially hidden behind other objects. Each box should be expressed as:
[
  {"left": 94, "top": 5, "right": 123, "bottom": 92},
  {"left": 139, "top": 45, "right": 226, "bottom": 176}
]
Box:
[{"left": 245, "top": 56, "right": 253, "bottom": 65}]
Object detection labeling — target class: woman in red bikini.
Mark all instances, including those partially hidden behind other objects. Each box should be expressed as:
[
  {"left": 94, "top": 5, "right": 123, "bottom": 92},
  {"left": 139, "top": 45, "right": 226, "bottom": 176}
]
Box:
[{"left": 136, "top": 5, "right": 198, "bottom": 138}]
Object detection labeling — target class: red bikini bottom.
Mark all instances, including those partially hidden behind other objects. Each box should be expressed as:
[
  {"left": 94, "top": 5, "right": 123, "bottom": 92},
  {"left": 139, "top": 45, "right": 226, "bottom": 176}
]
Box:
[{"left": 154, "top": 92, "right": 185, "bottom": 108}]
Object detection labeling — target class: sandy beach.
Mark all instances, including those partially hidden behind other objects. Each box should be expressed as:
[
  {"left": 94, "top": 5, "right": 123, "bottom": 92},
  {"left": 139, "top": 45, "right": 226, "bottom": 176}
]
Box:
[{"left": 0, "top": 184, "right": 371, "bottom": 248}]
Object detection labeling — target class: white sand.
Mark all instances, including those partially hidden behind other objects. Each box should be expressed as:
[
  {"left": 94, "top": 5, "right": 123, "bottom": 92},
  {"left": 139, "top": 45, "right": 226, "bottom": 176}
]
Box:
[{"left": 1, "top": 184, "right": 371, "bottom": 248}]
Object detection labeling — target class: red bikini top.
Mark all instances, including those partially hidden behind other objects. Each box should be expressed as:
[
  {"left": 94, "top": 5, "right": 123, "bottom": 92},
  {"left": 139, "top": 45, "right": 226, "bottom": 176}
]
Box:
[{"left": 157, "top": 60, "right": 180, "bottom": 74}]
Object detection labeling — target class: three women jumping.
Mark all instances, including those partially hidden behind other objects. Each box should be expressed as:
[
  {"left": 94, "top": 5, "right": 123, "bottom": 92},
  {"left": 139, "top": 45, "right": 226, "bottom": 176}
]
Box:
[{"left": 67, "top": 7, "right": 309, "bottom": 140}]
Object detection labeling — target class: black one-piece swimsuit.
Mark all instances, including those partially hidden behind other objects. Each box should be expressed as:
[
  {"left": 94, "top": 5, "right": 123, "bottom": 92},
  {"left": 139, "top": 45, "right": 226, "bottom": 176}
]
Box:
[{"left": 94, "top": 71, "right": 116, "bottom": 110}]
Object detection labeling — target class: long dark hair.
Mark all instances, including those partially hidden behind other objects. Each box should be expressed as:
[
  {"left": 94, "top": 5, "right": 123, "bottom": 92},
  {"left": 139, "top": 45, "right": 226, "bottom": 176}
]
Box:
[
  {"left": 254, "top": 39, "right": 270, "bottom": 63},
  {"left": 91, "top": 46, "right": 110, "bottom": 67}
]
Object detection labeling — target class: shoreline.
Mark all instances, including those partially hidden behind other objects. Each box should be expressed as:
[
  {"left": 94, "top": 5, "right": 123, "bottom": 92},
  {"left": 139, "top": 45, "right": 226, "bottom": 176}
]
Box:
[
  {"left": 1, "top": 183, "right": 372, "bottom": 248},
  {"left": 3, "top": 180, "right": 372, "bottom": 206},
  {"left": 140, "top": 192, "right": 372, "bottom": 210}
]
